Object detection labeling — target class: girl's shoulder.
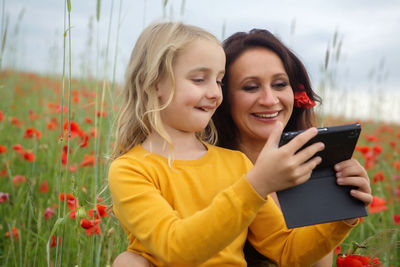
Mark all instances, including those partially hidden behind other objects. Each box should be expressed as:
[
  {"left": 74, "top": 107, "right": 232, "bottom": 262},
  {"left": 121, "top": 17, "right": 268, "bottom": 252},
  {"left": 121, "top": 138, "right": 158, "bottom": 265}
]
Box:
[{"left": 205, "top": 143, "right": 253, "bottom": 166}]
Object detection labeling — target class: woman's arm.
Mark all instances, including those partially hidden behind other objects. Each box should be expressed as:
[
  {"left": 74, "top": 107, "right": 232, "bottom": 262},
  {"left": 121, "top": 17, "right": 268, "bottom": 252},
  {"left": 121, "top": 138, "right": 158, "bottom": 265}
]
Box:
[{"left": 112, "top": 251, "right": 154, "bottom": 267}]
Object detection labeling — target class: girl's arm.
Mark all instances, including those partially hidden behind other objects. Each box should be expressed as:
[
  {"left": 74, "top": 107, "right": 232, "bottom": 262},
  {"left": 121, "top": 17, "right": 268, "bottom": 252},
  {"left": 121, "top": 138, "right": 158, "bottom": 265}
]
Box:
[{"left": 109, "top": 159, "right": 265, "bottom": 266}]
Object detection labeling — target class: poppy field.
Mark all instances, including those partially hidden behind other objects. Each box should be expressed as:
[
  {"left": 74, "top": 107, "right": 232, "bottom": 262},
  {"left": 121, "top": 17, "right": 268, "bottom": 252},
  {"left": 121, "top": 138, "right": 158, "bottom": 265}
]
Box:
[{"left": 0, "top": 69, "right": 399, "bottom": 266}]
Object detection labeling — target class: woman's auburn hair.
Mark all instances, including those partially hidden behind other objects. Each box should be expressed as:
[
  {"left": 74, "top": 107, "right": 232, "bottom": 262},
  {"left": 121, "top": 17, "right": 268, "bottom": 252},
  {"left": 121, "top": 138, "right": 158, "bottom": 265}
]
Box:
[
  {"left": 213, "top": 29, "right": 321, "bottom": 150},
  {"left": 111, "top": 22, "right": 221, "bottom": 160}
]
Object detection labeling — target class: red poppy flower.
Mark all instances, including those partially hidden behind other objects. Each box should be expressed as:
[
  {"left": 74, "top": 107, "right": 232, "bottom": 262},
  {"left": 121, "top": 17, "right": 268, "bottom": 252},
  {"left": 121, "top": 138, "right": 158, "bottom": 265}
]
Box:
[
  {"left": 60, "top": 193, "right": 77, "bottom": 211},
  {"left": 366, "top": 135, "right": 377, "bottom": 142},
  {"left": 69, "top": 211, "right": 76, "bottom": 219},
  {"left": 0, "top": 192, "right": 9, "bottom": 203},
  {"left": 369, "top": 196, "right": 387, "bottom": 213},
  {"left": 63, "top": 145, "right": 72, "bottom": 154},
  {"left": 63, "top": 121, "right": 82, "bottom": 138},
  {"left": 390, "top": 141, "right": 397, "bottom": 149},
  {"left": 47, "top": 121, "right": 57, "bottom": 130},
  {"left": 23, "top": 151, "right": 36, "bottom": 162},
  {"left": 336, "top": 254, "right": 381, "bottom": 267},
  {"left": 294, "top": 91, "right": 316, "bottom": 109},
  {"left": 0, "top": 168, "right": 7, "bottom": 177},
  {"left": 372, "top": 145, "right": 382, "bottom": 155},
  {"left": 394, "top": 161, "right": 400, "bottom": 171},
  {"left": 39, "top": 180, "right": 49, "bottom": 193},
  {"left": 80, "top": 218, "right": 101, "bottom": 236},
  {"left": 13, "top": 175, "right": 26, "bottom": 186},
  {"left": 90, "top": 127, "right": 98, "bottom": 138},
  {"left": 88, "top": 204, "right": 108, "bottom": 219},
  {"left": 51, "top": 235, "right": 61, "bottom": 247},
  {"left": 84, "top": 117, "right": 93, "bottom": 124},
  {"left": 61, "top": 153, "right": 68, "bottom": 165},
  {"left": 79, "top": 132, "right": 89, "bottom": 148},
  {"left": 0, "top": 145, "right": 7, "bottom": 154},
  {"left": 5, "top": 227, "right": 19, "bottom": 240},
  {"left": 80, "top": 154, "right": 95, "bottom": 167},
  {"left": 356, "top": 146, "right": 370, "bottom": 155},
  {"left": 394, "top": 214, "right": 400, "bottom": 225},
  {"left": 44, "top": 207, "right": 55, "bottom": 220},
  {"left": 12, "top": 144, "right": 24, "bottom": 154},
  {"left": 0, "top": 110, "right": 3, "bottom": 122},
  {"left": 372, "top": 171, "right": 385, "bottom": 184},
  {"left": 10, "top": 117, "right": 21, "bottom": 127},
  {"left": 24, "top": 128, "right": 41, "bottom": 139},
  {"left": 334, "top": 245, "right": 341, "bottom": 255},
  {"left": 96, "top": 110, "right": 107, "bottom": 117}
]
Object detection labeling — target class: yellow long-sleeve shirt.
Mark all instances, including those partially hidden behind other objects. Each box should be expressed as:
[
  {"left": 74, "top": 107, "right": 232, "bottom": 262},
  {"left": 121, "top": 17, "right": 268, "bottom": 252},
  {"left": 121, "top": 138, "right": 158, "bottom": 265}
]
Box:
[{"left": 108, "top": 144, "right": 356, "bottom": 266}]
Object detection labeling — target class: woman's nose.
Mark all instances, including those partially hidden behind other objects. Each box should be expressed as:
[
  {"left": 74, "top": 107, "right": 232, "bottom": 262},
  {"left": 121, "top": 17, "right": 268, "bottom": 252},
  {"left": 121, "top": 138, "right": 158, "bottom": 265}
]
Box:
[{"left": 258, "top": 87, "right": 279, "bottom": 106}]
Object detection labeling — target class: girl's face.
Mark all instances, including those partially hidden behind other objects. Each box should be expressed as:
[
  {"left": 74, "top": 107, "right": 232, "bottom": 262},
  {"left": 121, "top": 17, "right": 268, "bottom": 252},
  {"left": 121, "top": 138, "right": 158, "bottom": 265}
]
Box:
[
  {"left": 157, "top": 39, "right": 225, "bottom": 136},
  {"left": 228, "top": 47, "right": 294, "bottom": 144}
]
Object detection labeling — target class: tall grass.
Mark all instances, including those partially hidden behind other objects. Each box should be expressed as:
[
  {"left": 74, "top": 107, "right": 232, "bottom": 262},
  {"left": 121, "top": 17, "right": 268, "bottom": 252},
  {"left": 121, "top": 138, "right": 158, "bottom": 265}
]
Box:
[{"left": 0, "top": 1, "right": 399, "bottom": 267}]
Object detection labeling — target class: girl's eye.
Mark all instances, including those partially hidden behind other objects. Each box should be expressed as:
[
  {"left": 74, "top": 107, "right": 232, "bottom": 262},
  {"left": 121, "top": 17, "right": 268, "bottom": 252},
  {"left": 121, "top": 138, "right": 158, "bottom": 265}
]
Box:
[
  {"left": 192, "top": 78, "right": 204, "bottom": 83},
  {"left": 242, "top": 84, "right": 259, "bottom": 91},
  {"left": 217, "top": 80, "right": 223, "bottom": 87}
]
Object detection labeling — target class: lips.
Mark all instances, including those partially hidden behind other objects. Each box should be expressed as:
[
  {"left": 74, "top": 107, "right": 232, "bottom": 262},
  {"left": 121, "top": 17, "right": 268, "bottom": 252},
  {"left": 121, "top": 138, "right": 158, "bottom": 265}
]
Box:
[{"left": 196, "top": 105, "right": 216, "bottom": 112}]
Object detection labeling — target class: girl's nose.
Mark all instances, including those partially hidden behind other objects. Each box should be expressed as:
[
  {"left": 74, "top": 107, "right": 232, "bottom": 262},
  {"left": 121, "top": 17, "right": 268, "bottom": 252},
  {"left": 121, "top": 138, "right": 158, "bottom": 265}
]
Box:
[
  {"left": 258, "top": 87, "right": 279, "bottom": 106},
  {"left": 205, "top": 81, "right": 222, "bottom": 100}
]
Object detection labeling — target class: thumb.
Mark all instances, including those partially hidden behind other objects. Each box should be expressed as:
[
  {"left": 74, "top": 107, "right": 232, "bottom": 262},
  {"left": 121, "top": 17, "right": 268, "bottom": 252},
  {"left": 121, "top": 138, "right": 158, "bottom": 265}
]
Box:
[{"left": 265, "top": 121, "right": 284, "bottom": 149}]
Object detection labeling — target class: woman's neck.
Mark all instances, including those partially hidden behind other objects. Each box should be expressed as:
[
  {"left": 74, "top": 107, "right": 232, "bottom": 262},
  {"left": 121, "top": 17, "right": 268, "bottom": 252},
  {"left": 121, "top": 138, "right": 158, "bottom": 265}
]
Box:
[{"left": 142, "top": 131, "right": 207, "bottom": 160}]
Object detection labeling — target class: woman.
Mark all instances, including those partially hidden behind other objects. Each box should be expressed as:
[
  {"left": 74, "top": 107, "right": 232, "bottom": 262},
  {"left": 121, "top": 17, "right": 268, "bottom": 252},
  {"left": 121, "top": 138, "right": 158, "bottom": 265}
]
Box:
[
  {"left": 212, "top": 29, "right": 370, "bottom": 266},
  {"left": 112, "top": 28, "right": 371, "bottom": 267}
]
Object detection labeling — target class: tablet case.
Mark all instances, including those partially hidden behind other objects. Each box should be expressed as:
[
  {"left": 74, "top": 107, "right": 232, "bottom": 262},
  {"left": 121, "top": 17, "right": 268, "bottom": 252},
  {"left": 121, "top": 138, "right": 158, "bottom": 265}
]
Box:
[{"left": 277, "top": 123, "right": 368, "bottom": 228}]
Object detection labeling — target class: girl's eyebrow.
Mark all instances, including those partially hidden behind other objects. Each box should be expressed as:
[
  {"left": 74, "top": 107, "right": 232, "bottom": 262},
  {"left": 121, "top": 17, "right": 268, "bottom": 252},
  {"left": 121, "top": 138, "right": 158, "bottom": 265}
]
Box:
[{"left": 188, "top": 67, "right": 225, "bottom": 75}]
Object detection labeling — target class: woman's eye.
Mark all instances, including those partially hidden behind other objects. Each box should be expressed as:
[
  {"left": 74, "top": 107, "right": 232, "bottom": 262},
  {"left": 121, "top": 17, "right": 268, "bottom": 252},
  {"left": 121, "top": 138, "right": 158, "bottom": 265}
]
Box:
[
  {"left": 242, "top": 85, "right": 259, "bottom": 91},
  {"left": 272, "top": 81, "right": 289, "bottom": 89},
  {"left": 217, "top": 80, "right": 223, "bottom": 87}
]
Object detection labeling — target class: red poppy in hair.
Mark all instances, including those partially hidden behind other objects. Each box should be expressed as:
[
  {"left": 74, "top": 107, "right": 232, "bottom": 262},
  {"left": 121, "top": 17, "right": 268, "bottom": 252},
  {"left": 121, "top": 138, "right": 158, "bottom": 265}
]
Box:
[{"left": 294, "top": 83, "right": 316, "bottom": 109}]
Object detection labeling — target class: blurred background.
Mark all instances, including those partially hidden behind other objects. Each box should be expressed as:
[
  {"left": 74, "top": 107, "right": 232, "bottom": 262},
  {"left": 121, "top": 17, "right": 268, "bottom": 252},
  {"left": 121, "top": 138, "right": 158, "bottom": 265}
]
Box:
[{"left": 2, "top": 0, "right": 400, "bottom": 122}]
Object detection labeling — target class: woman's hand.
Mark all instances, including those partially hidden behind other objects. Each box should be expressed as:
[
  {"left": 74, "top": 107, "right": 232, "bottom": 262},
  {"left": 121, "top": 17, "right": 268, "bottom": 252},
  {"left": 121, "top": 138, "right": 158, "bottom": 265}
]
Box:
[
  {"left": 247, "top": 122, "right": 324, "bottom": 198},
  {"left": 335, "top": 158, "right": 372, "bottom": 225},
  {"left": 335, "top": 158, "right": 372, "bottom": 205}
]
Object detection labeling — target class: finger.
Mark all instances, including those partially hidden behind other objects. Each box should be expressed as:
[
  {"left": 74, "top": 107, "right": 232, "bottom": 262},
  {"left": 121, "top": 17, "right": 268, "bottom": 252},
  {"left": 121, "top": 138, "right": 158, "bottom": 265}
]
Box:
[
  {"left": 335, "top": 158, "right": 363, "bottom": 172},
  {"left": 293, "top": 142, "right": 324, "bottom": 165},
  {"left": 295, "top": 156, "right": 322, "bottom": 178},
  {"left": 336, "top": 165, "right": 367, "bottom": 179},
  {"left": 265, "top": 121, "right": 284, "bottom": 149},
  {"left": 283, "top": 127, "right": 319, "bottom": 153},
  {"left": 350, "top": 190, "right": 373, "bottom": 206},
  {"left": 336, "top": 176, "right": 371, "bottom": 194}
]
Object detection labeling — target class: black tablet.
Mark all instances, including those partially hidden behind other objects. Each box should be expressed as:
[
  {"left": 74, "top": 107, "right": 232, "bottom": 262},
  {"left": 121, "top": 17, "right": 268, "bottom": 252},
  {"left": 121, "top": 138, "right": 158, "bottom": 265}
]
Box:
[{"left": 277, "top": 123, "right": 368, "bottom": 228}]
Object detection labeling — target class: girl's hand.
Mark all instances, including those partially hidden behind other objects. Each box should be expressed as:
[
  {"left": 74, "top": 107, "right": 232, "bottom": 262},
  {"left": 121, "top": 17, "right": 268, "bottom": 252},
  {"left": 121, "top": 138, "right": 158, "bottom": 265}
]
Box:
[
  {"left": 247, "top": 122, "right": 325, "bottom": 198},
  {"left": 335, "top": 158, "right": 373, "bottom": 206},
  {"left": 335, "top": 158, "right": 372, "bottom": 225}
]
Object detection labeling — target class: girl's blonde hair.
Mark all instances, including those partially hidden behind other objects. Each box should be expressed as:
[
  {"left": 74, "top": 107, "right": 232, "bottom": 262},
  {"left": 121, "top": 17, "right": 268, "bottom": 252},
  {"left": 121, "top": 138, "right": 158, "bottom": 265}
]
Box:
[{"left": 111, "top": 22, "right": 221, "bottom": 160}]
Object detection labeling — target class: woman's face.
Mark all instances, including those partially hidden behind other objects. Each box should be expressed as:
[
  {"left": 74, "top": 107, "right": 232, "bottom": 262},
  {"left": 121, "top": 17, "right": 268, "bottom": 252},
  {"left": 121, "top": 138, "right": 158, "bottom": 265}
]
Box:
[{"left": 228, "top": 47, "right": 294, "bottom": 144}]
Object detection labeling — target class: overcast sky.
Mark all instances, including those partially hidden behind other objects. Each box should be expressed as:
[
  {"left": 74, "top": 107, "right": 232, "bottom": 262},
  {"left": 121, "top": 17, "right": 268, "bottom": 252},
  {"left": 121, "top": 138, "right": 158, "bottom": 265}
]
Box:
[{"left": 3, "top": 0, "right": 400, "bottom": 93}]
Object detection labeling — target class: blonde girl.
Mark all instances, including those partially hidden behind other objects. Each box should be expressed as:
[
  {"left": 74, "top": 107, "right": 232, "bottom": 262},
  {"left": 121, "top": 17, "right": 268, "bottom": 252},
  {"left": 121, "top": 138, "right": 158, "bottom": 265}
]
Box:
[{"left": 109, "top": 22, "right": 369, "bottom": 266}]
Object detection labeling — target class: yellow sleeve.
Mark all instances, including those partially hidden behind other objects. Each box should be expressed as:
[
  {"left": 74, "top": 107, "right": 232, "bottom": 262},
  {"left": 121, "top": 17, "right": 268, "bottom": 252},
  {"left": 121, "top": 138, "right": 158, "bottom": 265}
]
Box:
[
  {"left": 108, "top": 158, "right": 265, "bottom": 266},
  {"left": 248, "top": 198, "right": 357, "bottom": 266}
]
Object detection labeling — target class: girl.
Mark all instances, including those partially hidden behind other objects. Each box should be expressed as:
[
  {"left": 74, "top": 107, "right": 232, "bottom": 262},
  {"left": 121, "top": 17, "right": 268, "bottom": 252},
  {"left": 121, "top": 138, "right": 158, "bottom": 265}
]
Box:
[{"left": 109, "top": 22, "right": 368, "bottom": 266}]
